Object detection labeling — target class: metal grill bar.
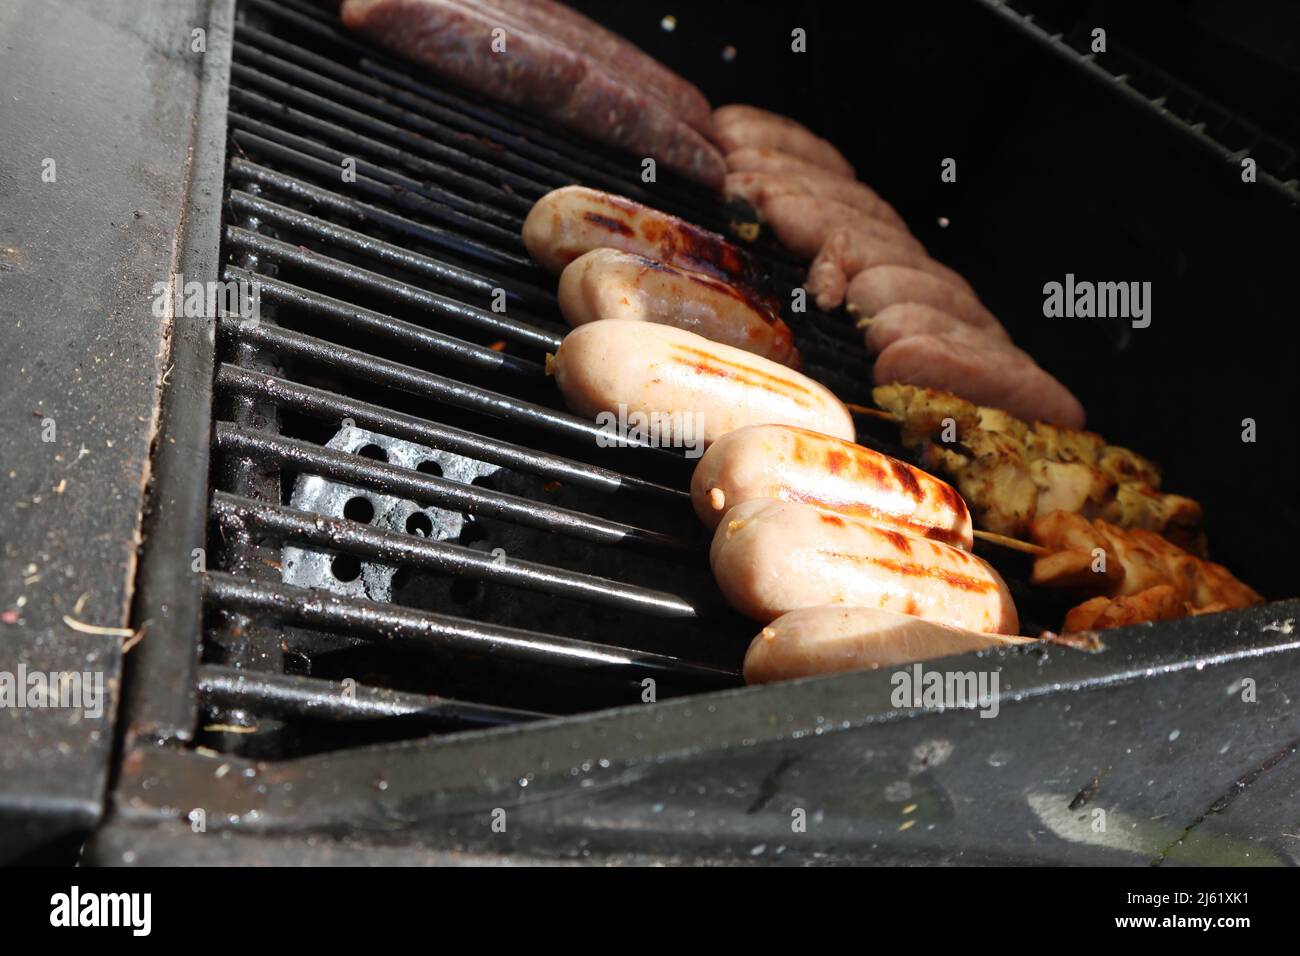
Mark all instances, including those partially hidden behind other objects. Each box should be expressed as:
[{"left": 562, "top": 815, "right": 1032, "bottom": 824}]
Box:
[
  {"left": 228, "top": 120, "right": 537, "bottom": 276},
  {"left": 211, "top": 491, "right": 704, "bottom": 618},
  {"left": 233, "top": 39, "right": 575, "bottom": 199},
  {"left": 198, "top": 664, "right": 548, "bottom": 727},
  {"left": 230, "top": 61, "right": 551, "bottom": 201},
  {"left": 203, "top": 572, "right": 741, "bottom": 687},
  {"left": 227, "top": 158, "right": 556, "bottom": 311},
  {"left": 215, "top": 364, "right": 686, "bottom": 502},
  {"left": 239, "top": 0, "right": 738, "bottom": 227},
  {"left": 216, "top": 319, "right": 692, "bottom": 458},
  {"left": 223, "top": 229, "right": 561, "bottom": 349},
  {"left": 213, "top": 423, "right": 697, "bottom": 557},
  {"left": 225, "top": 267, "right": 546, "bottom": 381},
  {"left": 226, "top": 191, "right": 557, "bottom": 331}
]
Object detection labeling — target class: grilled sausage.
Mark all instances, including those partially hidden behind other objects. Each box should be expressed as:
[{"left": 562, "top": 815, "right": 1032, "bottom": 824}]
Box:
[
  {"left": 523, "top": 187, "right": 768, "bottom": 299},
  {"left": 758, "top": 195, "right": 924, "bottom": 261},
  {"left": 551, "top": 322, "right": 854, "bottom": 447},
  {"left": 709, "top": 498, "right": 1018, "bottom": 632},
  {"left": 863, "top": 304, "right": 1014, "bottom": 353},
  {"left": 557, "top": 249, "right": 797, "bottom": 365},
  {"left": 806, "top": 225, "right": 973, "bottom": 311},
  {"left": 341, "top": 2, "right": 726, "bottom": 189},
  {"left": 712, "top": 108, "right": 855, "bottom": 178},
  {"left": 846, "top": 265, "right": 1006, "bottom": 338},
  {"left": 724, "top": 169, "right": 907, "bottom": 230},
  {"left": 874, "top": 333, "right": 1087, "bottom": 428},
  {"left": 466, "top": 0, "right": 715, "bottom": 137},
  {"left": 690, "top": 424, "right": 974, "bottom": 549},
  {"left": 744, "top": 606, "right": 1023, "bottom": 684}
]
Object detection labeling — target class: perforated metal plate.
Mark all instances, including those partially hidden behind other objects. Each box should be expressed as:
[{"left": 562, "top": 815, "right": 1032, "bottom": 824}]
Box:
[{"left": 281, "top": 425, "right": 500, "bottom": 601}]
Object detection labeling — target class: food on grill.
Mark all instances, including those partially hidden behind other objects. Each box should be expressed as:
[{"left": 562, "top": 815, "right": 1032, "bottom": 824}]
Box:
[
  {"left": 523, "top": 187, "right": 768, "bottom": 299},
  {"left": 690, "top": 424, "right": 974, "bottom": 548},
  {"left": 862, "top": 303, "right": 1013, "bottom": 353},
  {"left": 743, "top": 606, "right": 1027, "bottom": 684},
  {"left": 875, "top": 384, "right": 1204, "bottom": 540},
  {"left": 750, "top": 194, "right": 925, "bottom": 261},
  {"left": 469, "top": 0, "right": 715, "bottom": 136},
  {"left": 845, "top": 265, "right": 1007, "bottom": 339},
  {"left": 550, "top": 321, "right": 855, "bottom": 447},
  {"left": 1026, "top": 511, "right": 1262, "bottom": 632},
  {"left": 709, "top": 498, "right": 1019, "bottom": 632},
  {"left": 874, "top": 332, "right": 1087, "bottom": 428},
  {"left": 712, "top": 105, "right": 855, "bottom": 177},
  {"left": 724, "top": 169, "right": 905, "bottom": 227},
  {"left": 340, "top": 0, "right": 726, "bottom": 188},
  {"left": 1063, "top": 586, "right": 1186, "bottom": 633},
  {"left": 806, "top": 225, "right": 973, "bottom": 311},
  {"left": 556, "top": 249, "right": 798, "bottom": 365}
]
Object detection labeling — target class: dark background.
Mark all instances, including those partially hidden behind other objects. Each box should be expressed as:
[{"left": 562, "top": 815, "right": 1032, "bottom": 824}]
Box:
[{"left": 571, "top": 0, "right": 1300, "bottom": 597}]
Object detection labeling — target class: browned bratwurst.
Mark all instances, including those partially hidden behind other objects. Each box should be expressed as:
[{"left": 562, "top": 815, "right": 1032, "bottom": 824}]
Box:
[
  {"left": 341, "top": 0, "right": 726, "bottom": 188},
  {"left": 557, "top": 249, "right": 797, "bottom": 365},
  {"left": 462, "top": 0, "right": 715, "bottom": 136},
  {"left": 522, "top": 186, "right": 769, "bottom": 296}
]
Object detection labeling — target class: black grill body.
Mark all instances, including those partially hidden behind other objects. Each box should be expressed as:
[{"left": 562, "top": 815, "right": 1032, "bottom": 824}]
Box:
[{"left": 58, "top": 0, "right": 1300, "bottom": 864}]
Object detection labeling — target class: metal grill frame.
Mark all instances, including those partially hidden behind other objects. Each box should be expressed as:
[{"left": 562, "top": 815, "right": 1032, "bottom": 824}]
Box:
[{"left": 105, "top": 0, "right": 1300, "bottom": 866}]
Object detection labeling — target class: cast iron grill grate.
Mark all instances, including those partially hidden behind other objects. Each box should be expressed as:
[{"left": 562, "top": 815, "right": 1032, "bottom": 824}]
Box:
[{"left": 198, "top": 0, "right": 1040, "bottom": 758}]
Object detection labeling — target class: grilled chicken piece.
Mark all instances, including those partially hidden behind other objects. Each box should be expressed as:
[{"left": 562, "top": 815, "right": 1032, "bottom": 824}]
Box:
[
  {"left": 1192, "top": 557, "right": 1264, "bottom": 609},
  {"left": 1028, "top": 511, "right": 1262, "bottom": 632},
  {"left": 1025, "top": 421, "right": 1106, "bottom": 467},
  {"left": 1030, "top": 547, "right": 1126, "bottom": 592},
  {"left": 871, "top": 384, "right": 1205, "bottom": 540},
  {"left": 923, "top": 431, "right": 1038, "bottom": 537},
  {"left": 1093, "top": 482, "right": 1203, "bottom": 532},
  {"left": 1098, "top": 444, "right": 1162, "bottom": 486},
  {"left": 873, "top": 383, "right": 979, "bottom": 449},
  {"left": 1031, "top": 459, "right": 1113, "bottom": 516},
  {"left": 1064, "top": 585, "right": 1184, "bottom": 632}
]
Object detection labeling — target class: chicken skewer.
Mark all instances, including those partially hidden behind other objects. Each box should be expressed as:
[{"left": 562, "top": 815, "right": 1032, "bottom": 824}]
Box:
[{"left": 870, "top": 384, "right": 1204, "bottom": 545}]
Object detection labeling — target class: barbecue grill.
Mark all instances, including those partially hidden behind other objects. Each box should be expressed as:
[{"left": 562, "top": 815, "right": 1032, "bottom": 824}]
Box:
[{"left": 3, "top": 0, "right": 1298, "bottom": 865}]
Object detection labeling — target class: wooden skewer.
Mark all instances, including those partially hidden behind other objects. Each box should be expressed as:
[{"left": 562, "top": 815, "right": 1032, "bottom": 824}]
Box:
[
  {"left": 973, "top": 529, "right": 1050, "bottom": 556},
  {"left": 990, "top": 634, "right": 1038, "bottom": 645},
  {"left": 844, "top": 402, "right": 901, "bottom": 422}
]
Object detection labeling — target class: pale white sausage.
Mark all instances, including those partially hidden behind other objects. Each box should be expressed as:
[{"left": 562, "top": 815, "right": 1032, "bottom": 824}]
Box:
[
  {"left": 709, "top": 498, "right": 1018, "bottom": 632},
  {"left": 744, "top": 606, "right": 1025, "bottom": 684},
  {"left": 551, "top": 322, "right": 853, "bottom": 448},
  {"left": 690, "top": 424, "right": 973, "bottom": 549}
]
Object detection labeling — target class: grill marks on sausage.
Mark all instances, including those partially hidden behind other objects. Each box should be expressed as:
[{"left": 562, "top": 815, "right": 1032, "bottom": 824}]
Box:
[
  {"left": 582, "top": 211, "right": 636, "bottom": 237},
  {"left": 816, "top": 549, "right": 998, "bottom": 594},
  {"left": 784, "top": 488, "right": 967, "bottom": 546},
  {"left": 668, "top": 345, "right": 816, "bottom": 406},
  {"left": 584, "top": 190, "right": 781, "bottom": 316}
]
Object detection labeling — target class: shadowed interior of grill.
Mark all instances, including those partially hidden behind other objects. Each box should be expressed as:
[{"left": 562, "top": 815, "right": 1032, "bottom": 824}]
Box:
[{"left": 197, "top": 0, "right": 1294, "bottom": 759}]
